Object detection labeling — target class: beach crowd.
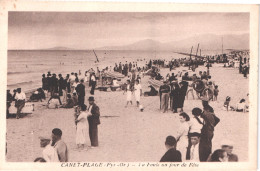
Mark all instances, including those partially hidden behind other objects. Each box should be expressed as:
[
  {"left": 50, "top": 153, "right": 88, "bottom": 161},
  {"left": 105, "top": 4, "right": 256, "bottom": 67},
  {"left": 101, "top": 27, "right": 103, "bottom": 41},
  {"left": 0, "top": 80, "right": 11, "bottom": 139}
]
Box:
[{"left": 6, "top": 50, "right": 249, "bottom": 163}]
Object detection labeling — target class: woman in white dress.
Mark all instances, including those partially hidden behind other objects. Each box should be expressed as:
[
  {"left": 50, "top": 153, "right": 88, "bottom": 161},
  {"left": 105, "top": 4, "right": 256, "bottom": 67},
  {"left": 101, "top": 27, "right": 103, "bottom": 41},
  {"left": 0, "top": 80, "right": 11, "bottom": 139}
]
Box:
[
  {"left": 134, "top": 80, "right": 142, "bottom": 107},
  {"left": 175, "top": 112, "right": 190, "bottom": 161},
  {"left": 75, "top": 104, "right": 88, "bottom": 150},
  {"left": 124, "top": 80, "right": 133, "bottom": 107}
]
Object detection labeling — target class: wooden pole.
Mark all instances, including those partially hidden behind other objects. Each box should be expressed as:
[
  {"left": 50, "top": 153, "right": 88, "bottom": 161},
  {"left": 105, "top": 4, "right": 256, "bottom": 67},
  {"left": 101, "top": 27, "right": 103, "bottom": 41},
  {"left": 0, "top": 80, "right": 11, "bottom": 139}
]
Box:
[
  {"left": 195, "top": 43, "right": 200, "bottom": 58},
  {"left": 93, "top": 50, "right": 99, "bottom": 62},
  {"left": 189, "top": 46, "right": 193, "bottom": 69}
]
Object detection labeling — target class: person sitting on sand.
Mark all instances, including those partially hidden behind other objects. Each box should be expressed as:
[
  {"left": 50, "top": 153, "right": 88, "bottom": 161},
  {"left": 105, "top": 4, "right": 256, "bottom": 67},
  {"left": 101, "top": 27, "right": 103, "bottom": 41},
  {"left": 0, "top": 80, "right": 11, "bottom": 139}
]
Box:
[
  {"left": 230, "top": 98, "right": 248, "bottom": 112},
  {"left": 112, "top": 78, "right": 120, "bottom": 87},
  {"left": 72, "top": 93, "right": 78, "bottom": 106},
  {"left": 47, "top": 93, "right": 62, "bottom": 109},
  {"left": 30, "top": 88, "right": 45, "bottom": 102},
  {"left": 60, "top": 94, "right": 74, "bottom": 108},
  {"left": 39, "top": 136, "right": 59, "bottom": 162},
  {"left": 160, "top": 136, "right": 182, "bottom": 162},
  {"left": 144, "top": 85, "right": 158, "bottom": 96}
]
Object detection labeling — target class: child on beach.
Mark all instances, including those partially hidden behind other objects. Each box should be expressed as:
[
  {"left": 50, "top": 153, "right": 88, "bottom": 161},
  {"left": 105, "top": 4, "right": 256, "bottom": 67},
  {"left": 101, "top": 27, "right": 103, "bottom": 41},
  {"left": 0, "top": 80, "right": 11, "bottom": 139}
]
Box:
[
  {"left": 224, "top": 96, "right": 231, "bottom": 111},
  {"left": 124, "top": 80, "right": 133, "bottom": 107},
  {"left": 213, "top": 85, "right": 219, "bottom": 101}
]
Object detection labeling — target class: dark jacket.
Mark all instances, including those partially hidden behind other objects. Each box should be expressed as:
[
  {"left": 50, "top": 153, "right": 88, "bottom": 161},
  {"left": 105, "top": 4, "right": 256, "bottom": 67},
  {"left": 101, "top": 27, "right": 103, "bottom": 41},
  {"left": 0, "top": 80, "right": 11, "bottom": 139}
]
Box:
[
  {"left": 160, "top": 148, "right": 182, "bottom": 162},
  {"left": 75, "top": 83, "right": 85, "bottom": 96},
  {"left": 88, "top": 103, "right": 101, "bottom": 125}
]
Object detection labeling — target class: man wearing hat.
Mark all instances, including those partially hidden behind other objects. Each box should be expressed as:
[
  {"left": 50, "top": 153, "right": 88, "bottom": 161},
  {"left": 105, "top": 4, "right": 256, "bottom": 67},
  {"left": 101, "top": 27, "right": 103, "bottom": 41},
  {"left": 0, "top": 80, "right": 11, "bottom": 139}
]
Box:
[
  {"left": 87, "top": 96, "right": 100, "bottom": 147},
  {"left": 14, "top": 88, "right": 26, "bottom": 119},
  {"left": 159, "top": 80, "right": 170, "bottom": 113},
  {"left": 160, "top": 136, "right": 182, "bottom": 162},
  {"left": 51, "top": 128, "right": 68, "bottom": 162}
]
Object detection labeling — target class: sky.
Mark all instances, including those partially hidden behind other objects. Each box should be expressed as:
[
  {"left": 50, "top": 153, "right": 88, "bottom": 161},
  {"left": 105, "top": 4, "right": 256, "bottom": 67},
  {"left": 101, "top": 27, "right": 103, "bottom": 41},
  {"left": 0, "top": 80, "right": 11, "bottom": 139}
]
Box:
[{"left": 8, "top": 12, "right": 249, "bottom": 50}]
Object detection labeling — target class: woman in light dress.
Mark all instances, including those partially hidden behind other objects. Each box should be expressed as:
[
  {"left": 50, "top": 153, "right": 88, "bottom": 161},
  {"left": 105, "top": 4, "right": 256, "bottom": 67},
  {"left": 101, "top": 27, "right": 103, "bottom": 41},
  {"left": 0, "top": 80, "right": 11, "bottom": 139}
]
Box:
[
  {"left": 75, "top": 104, "right": 88, "bottom": 150},
  {"left": 134, "top": 80, "right": 142, "bottom": 107},
  {"left": 124, "top": 80, "right": 133, "bottom": 107},
  {"left": 175, "top": 112, "right": 190, "bottom": 161}
]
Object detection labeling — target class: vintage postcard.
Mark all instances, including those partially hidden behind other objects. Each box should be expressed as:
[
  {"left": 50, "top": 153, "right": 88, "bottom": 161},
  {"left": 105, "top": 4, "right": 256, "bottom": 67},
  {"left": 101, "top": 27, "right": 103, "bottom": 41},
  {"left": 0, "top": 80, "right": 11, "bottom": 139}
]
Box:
[{"left": 0, "top": 1, "right": 258, "bottom": 171}]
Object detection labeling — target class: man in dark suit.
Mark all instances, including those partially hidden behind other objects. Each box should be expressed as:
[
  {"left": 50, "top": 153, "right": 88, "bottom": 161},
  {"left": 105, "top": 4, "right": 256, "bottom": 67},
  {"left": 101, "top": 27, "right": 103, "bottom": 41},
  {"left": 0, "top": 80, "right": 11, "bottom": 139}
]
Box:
[
  {"left": 160, "top": 136, "right": 182, "bottom": 162},
  {"left": 87, "top": 96, "right": 100, "bottom": 147},
  {"left": 75, "top": 79, "right": 85, "bottom": 107}
]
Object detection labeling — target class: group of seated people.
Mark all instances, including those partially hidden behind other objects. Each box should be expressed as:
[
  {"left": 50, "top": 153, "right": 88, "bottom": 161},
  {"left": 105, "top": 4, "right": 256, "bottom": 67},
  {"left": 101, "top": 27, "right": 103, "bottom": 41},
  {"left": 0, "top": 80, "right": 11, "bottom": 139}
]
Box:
[{"left": 47, "top": 92, "right": 78, "bottom": 109}]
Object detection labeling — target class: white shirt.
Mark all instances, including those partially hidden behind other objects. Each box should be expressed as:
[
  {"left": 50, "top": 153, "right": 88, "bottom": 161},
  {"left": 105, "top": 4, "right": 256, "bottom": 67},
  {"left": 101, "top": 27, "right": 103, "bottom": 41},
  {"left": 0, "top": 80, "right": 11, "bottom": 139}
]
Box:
[
  {"left": 15, "top": 92, "right": 26, "bottom": 100},
  {"left": 190, "top": 144, "right": 200, "bottom": 162},
  {"left": 135, "top": 84, "right": 142, "bottom": 91},
  {"left": 91, "top": 75, "right": 96, "bottom": 81},
  {"left": 69, "top": 75, "right": 76, "bottom": 82},
  {"left": 189, "top": 117, "right": 204, "bottom": 133}
]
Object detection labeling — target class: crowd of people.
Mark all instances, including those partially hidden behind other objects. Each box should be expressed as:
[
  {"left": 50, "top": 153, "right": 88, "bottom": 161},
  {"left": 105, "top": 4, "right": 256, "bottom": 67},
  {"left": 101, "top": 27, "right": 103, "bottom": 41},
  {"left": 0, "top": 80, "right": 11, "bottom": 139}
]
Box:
[{"left": 6, "top": 50, "right": 248, "bottom": 163}]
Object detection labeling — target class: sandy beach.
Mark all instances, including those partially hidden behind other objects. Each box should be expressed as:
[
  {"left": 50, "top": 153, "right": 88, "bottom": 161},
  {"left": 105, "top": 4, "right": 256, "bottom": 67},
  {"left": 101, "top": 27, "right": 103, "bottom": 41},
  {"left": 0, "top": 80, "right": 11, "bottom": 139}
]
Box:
[{"left": 6, "top": 64, "right": 249, "bottom": 162}]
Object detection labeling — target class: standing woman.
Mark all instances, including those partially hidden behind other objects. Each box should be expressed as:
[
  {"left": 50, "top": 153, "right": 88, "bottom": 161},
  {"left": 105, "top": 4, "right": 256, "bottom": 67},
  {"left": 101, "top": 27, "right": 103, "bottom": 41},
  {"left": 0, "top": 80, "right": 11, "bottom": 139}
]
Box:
[
  {"left": 175, "top": 112, "right": 190, "bottom": 161},
  {"left": 75, "top": 104, "right": 88, "bottom": 150},
  {"left": 134, "top": 80, "right": 142, "bottom": 107},
  {"left": 124, "top": 80, "right": 133, "bottom": 107}
]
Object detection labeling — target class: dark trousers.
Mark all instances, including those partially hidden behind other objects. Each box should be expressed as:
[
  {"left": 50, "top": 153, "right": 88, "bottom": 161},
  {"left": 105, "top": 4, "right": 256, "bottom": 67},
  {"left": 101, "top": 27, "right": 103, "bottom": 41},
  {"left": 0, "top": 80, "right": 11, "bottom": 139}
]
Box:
[
  {"left": 90, "top": 81, "right": 96, "bottom": 95},
  {"left": 78, "top": 95, "right": 85, "bottom": 106},
  {"left": 16, "top": 100, "right": 25, "bottom": 118},
  {"left": 88, "top": 119, "right": 98, "bottom": 146},
  {"left": 199, "top": 132, "right": 213, "bottom": 161}
]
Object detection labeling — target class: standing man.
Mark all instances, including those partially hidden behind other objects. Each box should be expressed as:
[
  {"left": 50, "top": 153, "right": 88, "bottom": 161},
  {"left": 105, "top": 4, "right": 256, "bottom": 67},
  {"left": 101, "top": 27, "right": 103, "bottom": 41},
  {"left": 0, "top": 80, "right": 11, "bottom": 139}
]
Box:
[
  {"left": 76, "top": 79, "right": 86, "bottom": 107},
  {"left": 90, "top": 73, "right": 96, "bottom": 95},
  {"left": 87, "top": 96, "right": 100, "bottom": 147},
  {"left": 58, "top": 74, "right": 67, "bottom": 103},
  {"left": 14, "top": 88, "right": 26, "bottom": 119},
  {"left": 159, "top": 81, "right": 171, "bottom": 113},
  {"left": 42, "top": 74, "right": 49, "bottom": 98},
  {"left": 160, "top": 136, "right": 182, "bottom": 162},
  {"left": 6, "top": 90, "right": 13, "bottom": 119},
  {"left": 51, "top": 128, "right": 68, "bottom": 162}
]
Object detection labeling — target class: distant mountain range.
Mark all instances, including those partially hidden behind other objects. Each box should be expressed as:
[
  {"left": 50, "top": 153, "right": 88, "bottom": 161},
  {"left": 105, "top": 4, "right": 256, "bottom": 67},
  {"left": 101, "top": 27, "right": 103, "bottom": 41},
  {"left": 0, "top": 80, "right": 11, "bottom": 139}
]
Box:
[
  {"left": 98, "top": 33, "right": 249, "bottom": 51},
  {"left": 14, "top": 33, "right": 248, "bottom": 51}
]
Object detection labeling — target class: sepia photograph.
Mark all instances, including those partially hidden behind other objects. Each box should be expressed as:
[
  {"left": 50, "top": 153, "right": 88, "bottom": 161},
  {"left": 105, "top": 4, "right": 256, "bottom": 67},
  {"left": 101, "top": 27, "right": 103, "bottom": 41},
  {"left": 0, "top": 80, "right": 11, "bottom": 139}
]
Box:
[{"left": 0, "top": 1, "right": 258, "bottom": 170}]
